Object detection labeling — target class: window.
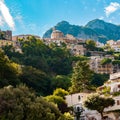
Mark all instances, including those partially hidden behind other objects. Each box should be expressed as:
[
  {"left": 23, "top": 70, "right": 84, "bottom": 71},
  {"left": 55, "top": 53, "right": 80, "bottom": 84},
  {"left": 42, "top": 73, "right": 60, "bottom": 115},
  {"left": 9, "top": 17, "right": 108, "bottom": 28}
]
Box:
[
  {"left": 78, "top": 95, "right": 81, "bottom": 101},
  {"left": 117, "top": 100, "right": 120, "bottom": 105}
]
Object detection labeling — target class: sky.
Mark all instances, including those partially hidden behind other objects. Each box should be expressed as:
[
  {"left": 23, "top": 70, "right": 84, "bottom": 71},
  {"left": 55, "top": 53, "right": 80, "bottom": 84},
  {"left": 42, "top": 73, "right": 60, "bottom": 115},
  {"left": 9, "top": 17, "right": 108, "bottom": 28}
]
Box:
[{"left": 0, "top": 0, "right": 120, "bottom": 37}]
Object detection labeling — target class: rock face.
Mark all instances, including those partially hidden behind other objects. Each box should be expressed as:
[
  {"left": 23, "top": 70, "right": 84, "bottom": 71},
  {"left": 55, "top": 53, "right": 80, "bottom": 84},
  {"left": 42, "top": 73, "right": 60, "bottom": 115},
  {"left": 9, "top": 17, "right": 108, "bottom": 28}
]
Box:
[{"left": 43, "top": 19, "right": 120, "bottom": 43}]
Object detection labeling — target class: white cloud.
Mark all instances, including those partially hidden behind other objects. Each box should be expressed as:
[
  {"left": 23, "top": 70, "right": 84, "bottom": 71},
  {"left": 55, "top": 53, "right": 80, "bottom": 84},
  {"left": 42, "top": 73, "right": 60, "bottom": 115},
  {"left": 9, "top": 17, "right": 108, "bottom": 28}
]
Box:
[
  {"left": 0, "top": 0, "right": 15, "bottom": 29},
  {"left": 0, "top": 15, "right": 4, "bottom": 26},
  {"left": 15, "top": 15, "right": 23, "bottom": 24},
  {"left": 104, "top": 2, "right": 120, "bottom": 17}
]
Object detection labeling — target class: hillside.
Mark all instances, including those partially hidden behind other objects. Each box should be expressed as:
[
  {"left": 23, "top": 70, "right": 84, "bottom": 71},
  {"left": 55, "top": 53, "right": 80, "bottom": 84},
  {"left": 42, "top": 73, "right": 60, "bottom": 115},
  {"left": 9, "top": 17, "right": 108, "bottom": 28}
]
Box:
[{"left": 43, "top": 19, "right": 120, "bottom": 43}]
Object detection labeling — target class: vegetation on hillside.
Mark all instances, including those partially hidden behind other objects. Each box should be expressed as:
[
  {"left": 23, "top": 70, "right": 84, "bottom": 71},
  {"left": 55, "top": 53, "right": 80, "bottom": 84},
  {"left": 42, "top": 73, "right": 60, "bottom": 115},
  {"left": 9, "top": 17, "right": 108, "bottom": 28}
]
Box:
[{"left": 0, "top": 36, "right": 114, "bottom": 119}]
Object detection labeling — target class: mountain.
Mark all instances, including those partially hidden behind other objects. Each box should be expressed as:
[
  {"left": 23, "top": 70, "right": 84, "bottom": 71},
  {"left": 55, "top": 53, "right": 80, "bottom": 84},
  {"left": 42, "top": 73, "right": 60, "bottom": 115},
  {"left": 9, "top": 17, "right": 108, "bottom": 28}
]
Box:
[
  {"left": 86, "top": 19, "right": 120, "bottom": 43},
  {"left": 43, "top": 19, "right": 120, "bottom": 43}
]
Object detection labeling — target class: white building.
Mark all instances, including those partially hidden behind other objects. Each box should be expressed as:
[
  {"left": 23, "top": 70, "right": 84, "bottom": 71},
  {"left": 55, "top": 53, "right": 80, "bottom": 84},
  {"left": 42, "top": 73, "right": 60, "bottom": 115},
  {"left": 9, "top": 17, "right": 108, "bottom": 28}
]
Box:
[
  {"left": 65, "top": 72, "right": 120, "bottom": 120},
  {"left": 100, "top": 72, "right": 120, "bottom": 93},
  {"left": 65, "top": 93, "right": 101, "bottom": 120},
  {"left": 89, "top": 56, "right": 114, "bottom": 74}
]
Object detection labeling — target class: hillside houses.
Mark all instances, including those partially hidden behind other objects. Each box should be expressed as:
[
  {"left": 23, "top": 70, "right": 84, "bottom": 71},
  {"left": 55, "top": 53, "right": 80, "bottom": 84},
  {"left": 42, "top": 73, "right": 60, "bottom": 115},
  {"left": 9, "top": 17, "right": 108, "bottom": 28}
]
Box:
[
  {"left": 65, "top": 72, "right": 120, "bottom": 120},
  {"left": 2, "top": 29, "right": 120, "bottom": 75},
  {"left": 107, "top": 40, "right": 120, "bottom": 52},
  {"left": 0, "top": 30, "right": 14, "bottom": 47}
]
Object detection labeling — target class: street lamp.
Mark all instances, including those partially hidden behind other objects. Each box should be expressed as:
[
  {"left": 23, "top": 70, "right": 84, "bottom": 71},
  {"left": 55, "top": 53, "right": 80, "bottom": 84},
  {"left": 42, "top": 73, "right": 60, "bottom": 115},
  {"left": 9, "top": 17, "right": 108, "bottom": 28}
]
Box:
[{"left": 73, "top": 104, "right": 84, "bottom": 120}]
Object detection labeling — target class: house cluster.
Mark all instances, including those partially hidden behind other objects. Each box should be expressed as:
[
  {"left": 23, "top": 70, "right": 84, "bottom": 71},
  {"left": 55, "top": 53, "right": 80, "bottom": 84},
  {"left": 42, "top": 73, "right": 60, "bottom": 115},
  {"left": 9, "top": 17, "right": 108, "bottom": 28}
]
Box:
[
  {"left": 0, "top": 30, "right": 14, "bottom": 47},
  {"left": 0, "top": 30, "right": 41, "bottom": 53},
  {"left": 43, "top": 29, "right": 120, "bottom": 75},
  {"left": 107, "top": 40, "right": 120, "bottom": 52},
  {"left": 43, "top": 29, "right": 86, "bottom": 55},
  {"left": 89, "top": 55, "right": 120, "bottom": 74},
  {"left": 1, "top": 29, "right": 120, "bottom": 119},
  {"left": 1, "top": 29, "right": 120, "bottom": 75},
  {"left": 0, "top": 29, "right": 119, "bottom": 75},
  {"left": 65, "top": 72, "right": 120, "bottom": 120}
]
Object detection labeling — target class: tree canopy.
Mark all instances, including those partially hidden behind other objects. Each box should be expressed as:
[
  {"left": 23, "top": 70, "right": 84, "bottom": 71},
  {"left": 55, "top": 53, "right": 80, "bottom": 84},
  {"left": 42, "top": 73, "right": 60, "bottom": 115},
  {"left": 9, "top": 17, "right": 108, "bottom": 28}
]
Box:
[
  {"left": 84, "top": 94, "right": 115, "bottom": 119},
  {"left": 70, "top": 60, "right": 93, "bottom": 93},
  {"left": 0, "top": 85, "right": 64, "bottom": 120}
]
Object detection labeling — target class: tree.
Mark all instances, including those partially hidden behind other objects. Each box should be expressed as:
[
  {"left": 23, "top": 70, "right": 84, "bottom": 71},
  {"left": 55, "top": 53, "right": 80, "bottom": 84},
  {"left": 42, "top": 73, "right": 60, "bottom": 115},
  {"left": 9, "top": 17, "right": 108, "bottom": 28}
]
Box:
[
  {"left": 58, "top": 112, "right": 74, "bottom": 120},
  {"left": 46, "top": 88, "right": 69, "bottom": 113},
  {"left": 113, "top": 53, "right": 120, "bottom": 60},
  {"left": 0, "top": 85, "right": 63, "bottom": 120},
  {"left": 84, "top": 94, "right": 115, "bottom": 119},
  {"left": 45, "top": 95, "right": 68, "bottom": 113},
  {"left": 51, "top": 75, "right": 71, "bottom": 91},
  {"left": 2, "top": 45, "right": 23, "bottom": 64},
  {"left": 100, "top": 58, "right": 112, "bottom": 65},
  {"left": 0, "top": 49, "right": 20, "bottom": 87},
  {"left": 90, "top": 73, "right": 109, "bottom": 87},
  {"left": 19, "top": 66, "right": 52, "bottom": 96},
  {"left": 53, "top": 88, "right": 69, "bottom": 98},
  {"left": 48, "top": 45, "right": 72, "bottom": 75},
  {"left": 85, "top": 39, "right": 96, "bottom": 51},
  {"left": 70, "top": 61, "right": 93, "bottom": 93}
]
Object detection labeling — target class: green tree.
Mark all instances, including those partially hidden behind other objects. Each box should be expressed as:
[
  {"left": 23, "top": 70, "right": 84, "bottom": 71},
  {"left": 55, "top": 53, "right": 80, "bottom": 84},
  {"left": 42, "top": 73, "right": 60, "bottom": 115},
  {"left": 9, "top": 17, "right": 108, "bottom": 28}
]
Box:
[
  {"left": 46, "top": 88, "right": 69, "bottom": 113},
  {"left": 91, "top": 73, "right": 109, "bottom": 87},
  {"left": 85, "top": 39, "right": 96, "bottom": 51},
  {"left": 48, "top": 45, "right": 72, "bottom": 75},
  {"left": 52, "top": 75, "right": 71, "bottom": 91},
  {"left": 70, "top": 61, "right": 93, "bottom": 93},
  {"left": 84, "top": 94, "right": 115, "bottom": 119},
  {"left": 100, "top": 58, "right": 112, "bottom": 65},
  {"left": 0, "top": 49, "right": 20, "bottom": 87},
  {"left": 45, "top": 95, "right": 68, "bottom": 113},
  {"left": 0, "top": 85, "right": 62, "bottom": 120},
  {"left": 19, "top": 66, "right": 52, "bottom": 96},
  {"left": 113, "top": 53, "right": 120, "bottom": 60},
  {"left": 2, "top": 45, "right": 23, "bottom": 64},
  {"left": 58, "top": 112, "right": 74, "bottom": 120},
  {"left": 53, "top": 88, "right": 69, "bottom": 98}
]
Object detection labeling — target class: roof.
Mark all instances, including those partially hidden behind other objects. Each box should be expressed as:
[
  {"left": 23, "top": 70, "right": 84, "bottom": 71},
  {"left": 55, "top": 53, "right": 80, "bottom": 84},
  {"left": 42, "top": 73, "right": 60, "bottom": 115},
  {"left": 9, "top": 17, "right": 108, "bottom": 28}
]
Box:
[{"left": 52, "top": 30, "right": 62, "bottom": 33}]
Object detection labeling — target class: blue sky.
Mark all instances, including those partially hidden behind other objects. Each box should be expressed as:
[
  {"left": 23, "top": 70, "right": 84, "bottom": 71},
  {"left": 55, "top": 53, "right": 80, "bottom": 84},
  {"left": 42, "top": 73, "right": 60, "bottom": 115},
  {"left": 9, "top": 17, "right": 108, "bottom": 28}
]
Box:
[{"left": 0, "top": 0, "right": 120, "bottom": 37}]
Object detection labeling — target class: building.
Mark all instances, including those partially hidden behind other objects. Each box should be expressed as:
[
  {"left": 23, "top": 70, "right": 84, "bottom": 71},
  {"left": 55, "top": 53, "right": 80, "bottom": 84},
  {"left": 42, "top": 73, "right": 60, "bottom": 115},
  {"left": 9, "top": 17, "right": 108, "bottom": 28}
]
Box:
[
  {"left": 0, "top": 30, "right": 12, "bottom": 40},
  {"left": 65, "top": 72, "right": 120, "bottom": 120},
  {"left": 0, "top": 30, "right": 14, "bottom": 47},
  {"left": 107, "top": 40, "right": 115, "bottom": 46},
  {"left": 97, "top": 72, "right": 120, "bottom": 119},
  {"left": 0, "top": 40, "right": 15, "bottom": 47},
  {"left": 88, "top": 51, "right": 105, "bottom": 56},
  {"left": 98, "top": 72, "right": 120, "bottom": 94},
  {"left": 51, "top": 29, "right": 64, "bottom": 39},
  {"left": 65, "top": 93, "right": 101, "bottom": 120},
  {"left": 43, "top": 29, "right": 87, "bottom": 56},
  {"left": 106, "top": 39, "right": 120, "bottom": 52},
  {"left": 12, "top": 34, "right": 41, "bottom": 41},
  {"left": 89, "top": 56, "right": 114, "bottom": 74},
  {"left": 70, "top": 44, "right": 86, "bottom": 55},
  {"left": 89, "top": 55, "right": 120, "bottom": 74},
  {"left": 96, "top": 41, "right": 104, "bottom": 48}
]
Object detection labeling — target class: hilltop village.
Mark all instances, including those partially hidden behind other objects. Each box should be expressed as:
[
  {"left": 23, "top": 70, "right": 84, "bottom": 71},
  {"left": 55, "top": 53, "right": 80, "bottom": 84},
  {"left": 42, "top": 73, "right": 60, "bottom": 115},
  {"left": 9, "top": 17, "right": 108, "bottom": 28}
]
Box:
[
  {"left": 3, "top": 29, "right": 120, "bottom": 74},
  {"left": 1, "top": 29, "right": 120, "bottom": 119}
]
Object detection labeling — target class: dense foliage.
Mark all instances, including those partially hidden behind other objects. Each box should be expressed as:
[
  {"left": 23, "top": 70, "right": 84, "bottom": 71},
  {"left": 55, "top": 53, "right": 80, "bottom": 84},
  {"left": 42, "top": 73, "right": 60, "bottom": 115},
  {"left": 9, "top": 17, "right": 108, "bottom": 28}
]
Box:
[
  {"left": 0, "top": 49, "right": 20, "bottom": 87},
  {"left": 0, "top": 85, "right": 63, "bottom": 120},
  {"left": 70, "top": 61, "right": 93, "bottom": 93},
  {"left": 45, "top": 88, "right": 69, "bottom": 113},
  {"left": 0, "top": 36, "right": 115, "bottom": 119},
  {"left": 2, "top": 37, "right": 74, "bottom": 95}
]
